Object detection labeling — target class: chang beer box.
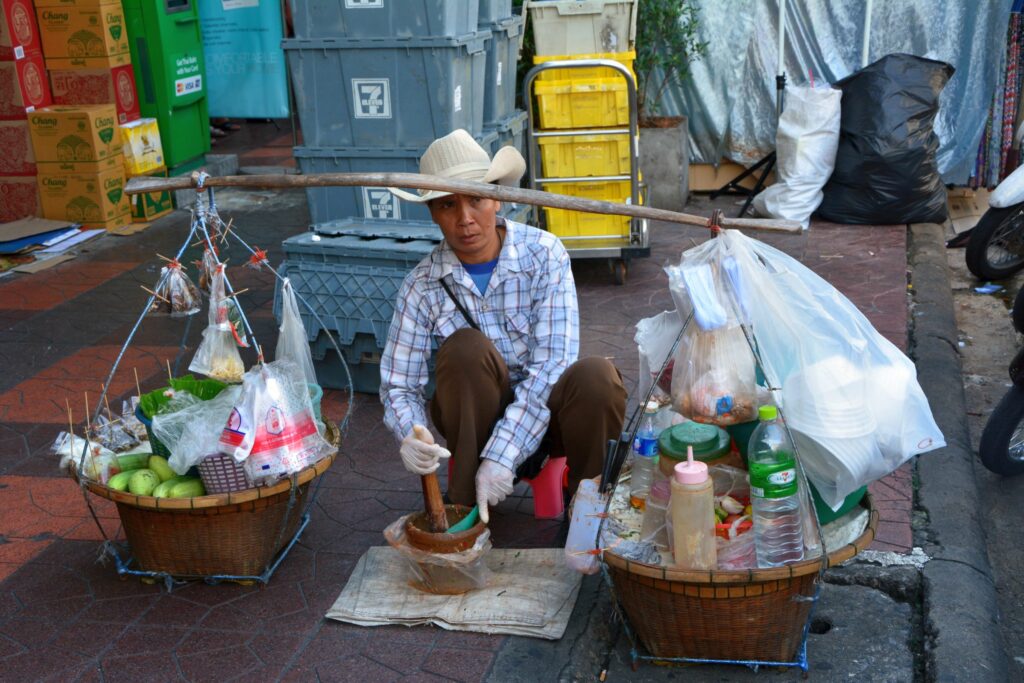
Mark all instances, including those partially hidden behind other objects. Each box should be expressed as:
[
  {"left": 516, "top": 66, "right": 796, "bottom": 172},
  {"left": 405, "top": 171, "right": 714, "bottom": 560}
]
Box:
[
  {"left": 128, "top": 165, "right": 171, "bottom": 223},
  {"left": 49, "top": 62, "right": 141, "bottom": 124},
  {"left": 37, "top": 162, "right": 130, "bottom": 230},
  {"left": 27, "top": 104, "right": 122, "bottom": 171},
  {"left": 120, "top": 116, "right": 162, "bottom": 175},
  {"left": 35, "top": 0, "right": 130, "bottom": 69}
]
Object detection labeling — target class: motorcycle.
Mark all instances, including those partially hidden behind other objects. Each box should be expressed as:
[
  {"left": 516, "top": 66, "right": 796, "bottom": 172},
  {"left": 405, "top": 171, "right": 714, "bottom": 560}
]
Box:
[
  {"left": 965, "top": 164, "right": 1024, "bottom": 280},
  {"left": 978, "top": 286, "right": 1024, "bottom": 475}
]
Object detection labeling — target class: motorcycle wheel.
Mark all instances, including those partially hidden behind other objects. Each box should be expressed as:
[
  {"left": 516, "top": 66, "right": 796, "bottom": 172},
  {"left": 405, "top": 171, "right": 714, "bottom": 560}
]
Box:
[
  {"left": 978, "top": 384, "right": 1024, "bottom": 476},
  {"left": 965, "top": 203, "right": 1024, "bottom": 280}
]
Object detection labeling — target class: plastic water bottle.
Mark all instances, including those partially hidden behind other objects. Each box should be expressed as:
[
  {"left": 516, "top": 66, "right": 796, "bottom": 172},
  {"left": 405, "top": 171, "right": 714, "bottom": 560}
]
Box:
[
  {"left": 748, "top": 405, "right": 804, "bottom": 567},
  {"left": 629, "top": 401, "right": 660, "bottom": 510}
]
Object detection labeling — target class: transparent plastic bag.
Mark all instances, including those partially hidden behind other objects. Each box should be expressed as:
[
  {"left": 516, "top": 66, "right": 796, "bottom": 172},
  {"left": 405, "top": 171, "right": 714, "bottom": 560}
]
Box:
[
  {"left": 218, "top": 359, "right": 333, "bottom": 485},
  {"left": 670, "top": 324, "right": 758, "bottom": 426},
  {"left": 189, "top": 264, "right": 245, "bottom": 383},
  {"left": 384, "top": 513, "right": 492, "bottom": 594},
  {"left": 150, "top": 259, "right": 201, "bottom": 317},
  {"left": 91, "top": 413, "right": 140, "bottom": 453},
  {"left": 708, "top": 465, "right": 756, "bottom": 569},
  {"left": 698, "top": 230, "right": 945, "bottom": 507},
  {"left": 275, "top": 279, "right": 317, "bottom": 387},
  {"left": 53, "top": 432, "right": 118, "bottom": 483},
  {"left": 564, "top": 478, "right": 606, "bottom": 574},
  {"left": 197, "top": 246, "right": 218, "bottom": 293},
  {"left": 634, "top": 311, "right": 682, "bottom": 405},
  {"left": 152, "top": 386, "right": 242, "bottom": 475}
]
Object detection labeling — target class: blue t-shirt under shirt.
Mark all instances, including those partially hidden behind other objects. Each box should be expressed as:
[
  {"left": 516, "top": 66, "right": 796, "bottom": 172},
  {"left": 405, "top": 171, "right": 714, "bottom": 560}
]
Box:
[{"left": 463, "top": 257, "right": 499, "bottom": 295}]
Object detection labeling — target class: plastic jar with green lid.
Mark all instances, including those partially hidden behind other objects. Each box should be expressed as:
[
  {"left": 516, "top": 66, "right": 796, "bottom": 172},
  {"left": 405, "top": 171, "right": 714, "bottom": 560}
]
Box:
[{"left": 657, "top": 421, "right": 739, "bottom": 477}]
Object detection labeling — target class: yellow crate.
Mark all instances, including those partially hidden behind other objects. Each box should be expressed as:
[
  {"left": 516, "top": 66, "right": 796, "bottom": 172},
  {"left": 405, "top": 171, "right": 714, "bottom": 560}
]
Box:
[
  {"left": 538, "top": 133, "right": 631, "bottom": 178},
  {"left": 541, "top": 179, "right": 634, "bottom": 245},
  {"left": 534, "top": 79, "right": 630, "bottom": 129},
  {"left": 533, "top": 51, "right": 636, "bottom": 82}
]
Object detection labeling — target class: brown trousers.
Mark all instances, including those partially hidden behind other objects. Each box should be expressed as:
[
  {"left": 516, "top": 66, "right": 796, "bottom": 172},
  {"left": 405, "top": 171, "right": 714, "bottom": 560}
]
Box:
[{"left": 430, "top": 328, "right": 627, "bottom": 506}]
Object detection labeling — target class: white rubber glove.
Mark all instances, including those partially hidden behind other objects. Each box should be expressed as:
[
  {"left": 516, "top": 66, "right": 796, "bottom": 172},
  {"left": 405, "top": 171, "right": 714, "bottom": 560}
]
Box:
[
  {"left": 475, "top": 459, "right": 515, "bottom": 524},
  {"left": 399, "top": 425, "right": 451, "bottom": 475}
]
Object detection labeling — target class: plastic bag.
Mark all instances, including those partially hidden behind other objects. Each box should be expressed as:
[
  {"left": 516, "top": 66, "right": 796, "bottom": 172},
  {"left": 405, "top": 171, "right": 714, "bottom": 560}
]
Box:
[
  {"left": 708, "top": 465, "right": 756, "bottom": 569},
  {"left": 751, "top": 84, "right": 842, "bottom": 229},
  {"left": 634, "top": 311, "right": 683, "bottom": 404},
  {"left": 275, "top": 279, "right": 317, "bottom": 387},
  {"left": 669, "top": 324, "right": 758, "bottom": 426},
  {"left": 53, "top": 432, "right": 118, "bottom": 483},
  {"left": 152, "top": 386, "right": 242, "bottom": 475},
  {"left": 90, "top": 413, "right": 140, "bottom": 453},
  {"left": 383, "top": 513, "right": 491, "bottom": 594},
  {"left": 149, "top": 259, "right": 201, "bottom": 317},
  {"left": 197, "top": 246, "right": 219, "bottom": 293},
  {"left": 685, "top": 230, "right": 944, "bottom": 508},
  {"left": 564, "top": 478, "right": 606, "bottom": 574},
  {"left": 189, "top": 263, "right": 245, "bottom": 383},
  {"left": 218, "top": 359, "right": 333, "bottom": 485},
  {"left": 819, "top": 54, "right": 953, "bottom": 225}
]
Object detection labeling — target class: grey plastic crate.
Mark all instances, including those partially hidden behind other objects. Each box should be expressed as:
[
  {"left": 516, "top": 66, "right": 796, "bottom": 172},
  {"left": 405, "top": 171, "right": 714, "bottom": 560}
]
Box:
[
  {"left": 289, "top": 0, "right": 479, "bottom": 39},
  {"left": 275, "top": 220, "right": 442, "bottom": 346},
  {"left": 484, "top": 109, "right": 527, "bottom": 159},
  {"left": 309, "top": 332, "right": 438, "bottom": 395},
  {"left": 479, "top": 0, "right": 514, "bottom": 24},
  {"left": 284, "top": 32, "right": 489, "bottom": 147},
  {"left": 295, "top": 130, "right": 498, "bottom": 224},
  {"left": 482, "top": 15, "right": 525, "bottom": 125}
]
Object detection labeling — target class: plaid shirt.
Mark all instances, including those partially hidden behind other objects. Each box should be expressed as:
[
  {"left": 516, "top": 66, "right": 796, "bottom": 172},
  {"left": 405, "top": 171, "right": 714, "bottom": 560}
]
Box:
[{"left": 380, "top": 218, "right": 580, "bottom": 472}]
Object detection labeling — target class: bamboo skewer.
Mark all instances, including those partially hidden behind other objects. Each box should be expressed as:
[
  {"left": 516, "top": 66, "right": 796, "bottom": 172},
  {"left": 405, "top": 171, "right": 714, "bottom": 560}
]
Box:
[
  {"left": 83, "top": 392, "right": 93, "bottom": 438},
  {"left": 101, "top": 386, "right": 112, "bottom": 420},
  {"left": 125, "top": 172, "right": 803, "bottom": 233},
  {"left": 133, "top": 368, "right": 142, "bottom": 399},
  {"left": 66, "top": 398, "right": 74, "bottom": 439},
  {"left": 166, "top": 360, "right": 173, "bottom": 383},
  {"left": 141, "top": 285, "right": 171, "bottom": 305}
]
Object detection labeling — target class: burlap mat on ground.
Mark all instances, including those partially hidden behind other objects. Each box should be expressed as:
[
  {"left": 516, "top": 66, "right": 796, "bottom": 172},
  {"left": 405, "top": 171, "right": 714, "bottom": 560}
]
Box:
[{"left": 326, "top": 547, "right": 582, "bottom": 640}]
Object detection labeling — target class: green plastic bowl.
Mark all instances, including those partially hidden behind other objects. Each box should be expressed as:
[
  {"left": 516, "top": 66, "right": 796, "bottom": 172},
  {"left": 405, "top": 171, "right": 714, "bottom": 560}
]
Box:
[
  {"left": 308, "top": 383, "right": 323, "bottom": 422},
  {"left": 810, "top": 483, "right": 868, "bottom": 525}
]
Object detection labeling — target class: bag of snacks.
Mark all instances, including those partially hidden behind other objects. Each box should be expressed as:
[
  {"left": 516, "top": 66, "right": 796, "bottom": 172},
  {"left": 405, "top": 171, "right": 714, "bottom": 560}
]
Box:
[
  {"left": 149, "top": 259, "right": 201, "bottom": 317},
  {"left": 189, "top": 264, "right": 245, "bottom": 383}
]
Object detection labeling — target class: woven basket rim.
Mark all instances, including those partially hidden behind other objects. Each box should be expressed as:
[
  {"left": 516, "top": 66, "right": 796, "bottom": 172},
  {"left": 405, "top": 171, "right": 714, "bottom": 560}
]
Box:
[
  {"left": 75, "top": 422, "right": 340, "bottom": 511},
  {"left": 604, "top": 492, "right": 879, "bottom": 584}
]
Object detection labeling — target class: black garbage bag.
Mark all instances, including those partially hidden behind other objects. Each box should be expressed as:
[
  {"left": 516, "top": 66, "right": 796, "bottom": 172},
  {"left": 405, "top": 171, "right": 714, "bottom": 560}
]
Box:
[{"left": 818, "top": 53, "right": 954, "bottom": 225}]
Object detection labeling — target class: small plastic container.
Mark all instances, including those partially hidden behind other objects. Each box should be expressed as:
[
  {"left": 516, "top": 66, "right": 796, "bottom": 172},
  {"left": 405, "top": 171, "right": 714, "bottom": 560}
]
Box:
[
  {"left": 670, "top": 446, "right": 717, "bottom": 570},
  {"left": 640, "top": 479, "right": 671, "bottom": 550},
  {"left": 657, "top": 420, "right": 738, "bottom": 477}
]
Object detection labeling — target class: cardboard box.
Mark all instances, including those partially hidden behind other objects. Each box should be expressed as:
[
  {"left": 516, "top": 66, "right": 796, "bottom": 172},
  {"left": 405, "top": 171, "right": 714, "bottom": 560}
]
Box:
[
  {"left": 37, "top": 160, "right": 130, "bottom": 229},
  {"left": 49, "top": 62, "right": 139, "bottom": 124},
  {"left": 27, "top": 104, "right": 122, "bottom": 170},
  {"left": 0, "top": 118, "right": 34, "bottom": 174},
  {"left": 129, "top": 165, "right": 171, "bottom": 223},
  {"left": 689, "top": 160, "right": 775, "bottom": 192},
  {"left": 35, "top": 1, "right": 129, "bottom": 69},
  {"left": 0, "top": 0, "right": 42, "bottom": 60},
  {"left": 0, "top": 173, "right": 38, "bottom": 222},
  {"left": 120, "top": 117, "right": 163, "bottom": 175},
  {"left": 0, "top": 51, "right": 52, "bottom": 117}
]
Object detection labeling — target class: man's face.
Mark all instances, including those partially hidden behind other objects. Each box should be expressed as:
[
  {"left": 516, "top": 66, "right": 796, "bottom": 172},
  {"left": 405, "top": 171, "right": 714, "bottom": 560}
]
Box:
[{"left": 428, "top": 194, "right": 503, "bottom": 264}]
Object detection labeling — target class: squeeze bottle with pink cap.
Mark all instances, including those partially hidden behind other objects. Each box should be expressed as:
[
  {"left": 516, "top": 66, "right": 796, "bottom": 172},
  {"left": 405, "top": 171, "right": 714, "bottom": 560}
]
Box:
[{"left": 670, "top": 446, "right": 717, "bottom": 569}]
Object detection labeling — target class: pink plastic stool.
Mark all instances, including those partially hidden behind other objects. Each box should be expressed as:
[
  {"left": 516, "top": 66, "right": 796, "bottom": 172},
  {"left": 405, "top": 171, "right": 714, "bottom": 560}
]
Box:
[
  {"left": 522, "top": 456, "right": 569, "bottom": 519},
  {"left": 446, "top": 456, "right": 569, "bottom": 519}
]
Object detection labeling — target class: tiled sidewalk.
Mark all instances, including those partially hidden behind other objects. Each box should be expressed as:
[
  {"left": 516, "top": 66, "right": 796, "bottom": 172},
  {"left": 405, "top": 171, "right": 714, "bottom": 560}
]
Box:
[{"left": 0, "top": 188, "right": 911, "bottom": 680}]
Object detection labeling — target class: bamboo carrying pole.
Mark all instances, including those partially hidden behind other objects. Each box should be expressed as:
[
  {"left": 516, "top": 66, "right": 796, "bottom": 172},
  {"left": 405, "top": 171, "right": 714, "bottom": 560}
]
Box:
[{"left": 125, "top": 172, "right": 803, "bottom": 234}]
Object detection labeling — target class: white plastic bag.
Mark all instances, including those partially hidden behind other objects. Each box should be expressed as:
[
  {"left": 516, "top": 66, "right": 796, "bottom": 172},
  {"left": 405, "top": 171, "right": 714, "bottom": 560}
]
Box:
[
  {"left": 189, "top": 263, "right": 245, "bottom": 383},
  {"left": 275, "top": 279, "right": 317, "bottom": 387},
  {"left": 218, "top": 359, "right": 333, "bottom": 485},
  {"left": 153, "top": 386, "right": 242, "bottom": 475},
  {"left": 687, "top": 230, "right": 944, "bottom": 508},
  {"left": 751, "top": 84, "right": 842, "bottom": 229},
  {"left": 634, "top": 311, "right": 683, "bottom": 404}
]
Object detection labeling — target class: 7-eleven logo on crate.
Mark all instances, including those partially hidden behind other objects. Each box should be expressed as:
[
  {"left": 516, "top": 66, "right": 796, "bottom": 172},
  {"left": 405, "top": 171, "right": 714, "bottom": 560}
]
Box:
[
  {"left": 352, "top": 78, "right": 391, "bottom": 118},
  {"left": 362, "top": 187, "right": 400, "bottom": 219}
]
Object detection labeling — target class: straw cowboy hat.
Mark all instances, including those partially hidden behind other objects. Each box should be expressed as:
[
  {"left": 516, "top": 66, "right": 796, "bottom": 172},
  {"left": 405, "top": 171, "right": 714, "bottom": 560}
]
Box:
[{"left": 388, "top": 129, "right": 526, "bottom": 203}]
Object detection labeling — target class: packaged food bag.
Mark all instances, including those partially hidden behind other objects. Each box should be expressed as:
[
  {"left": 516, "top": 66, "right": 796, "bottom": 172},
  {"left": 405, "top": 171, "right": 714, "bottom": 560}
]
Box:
[
  {"left": 670, "top": 324, "right": 758, "bottom": 426},
  {"left": 190, "top": 263, "right": 245, "bottom": 383},
  {"left": 149, "top": 259, "right": 201, "bottom": 317},
  {"left": 218, "top": 359, "right": 333, "bottom": 485},
  {"left": 275, "top": 279, "right": 317, "bottom": 387}
]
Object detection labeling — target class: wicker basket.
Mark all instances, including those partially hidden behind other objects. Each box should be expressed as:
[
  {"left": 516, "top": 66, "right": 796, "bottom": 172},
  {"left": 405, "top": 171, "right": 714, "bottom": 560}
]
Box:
[
  {"left": 197, "top": 453, "right": 252, "bottom": 494},
  {"left": 604, "top": 495, "right": 878, "bottom": 663},
  {"left": 78, "top": 423, "right": 339, "bottom": 578}
]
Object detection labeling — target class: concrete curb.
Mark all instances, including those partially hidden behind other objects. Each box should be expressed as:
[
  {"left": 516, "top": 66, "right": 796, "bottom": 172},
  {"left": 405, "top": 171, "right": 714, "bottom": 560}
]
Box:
[{"left": 909, "top": 223, "right": 1009, "bottom": 682}]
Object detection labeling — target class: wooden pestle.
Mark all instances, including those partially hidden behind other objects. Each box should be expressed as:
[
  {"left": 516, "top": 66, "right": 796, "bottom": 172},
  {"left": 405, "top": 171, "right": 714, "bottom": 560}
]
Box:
[{"left": 413, "top": 425, "right": 449, "bottom": 533}]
